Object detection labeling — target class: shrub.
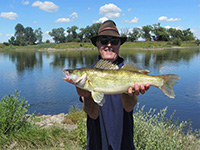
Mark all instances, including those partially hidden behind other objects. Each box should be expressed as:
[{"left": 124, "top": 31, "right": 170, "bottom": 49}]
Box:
[
  {"left": 0, "top": 91, "right": 30, "bottom": 135},
  {"left": 134, "top": 105, "right": 200, "bottom": 150},
  {"left": 172, "top": 38, "right": 182, "bottom": 46}
]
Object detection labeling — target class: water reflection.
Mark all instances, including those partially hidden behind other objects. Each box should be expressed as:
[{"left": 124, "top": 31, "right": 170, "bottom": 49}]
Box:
[
  {"left": 119, "top": 48, "right": 200, "bottom": 72},
  {"left": 2, "top": 48, "right": 199, "bottom": 73}
]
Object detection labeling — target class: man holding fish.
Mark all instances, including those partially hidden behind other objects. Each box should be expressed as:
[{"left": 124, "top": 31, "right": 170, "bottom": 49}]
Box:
[{"left": 63, "top": 20, "right": 179, "bottom": 150}]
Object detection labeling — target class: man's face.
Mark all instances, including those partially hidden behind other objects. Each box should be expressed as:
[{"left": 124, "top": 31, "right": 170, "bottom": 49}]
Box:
[{"left": 96, "top": 36, "right": 121, "bottom": 62}]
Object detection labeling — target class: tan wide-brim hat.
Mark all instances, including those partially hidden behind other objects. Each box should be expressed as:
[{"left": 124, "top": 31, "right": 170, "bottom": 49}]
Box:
[{"left": 91, "top": 20, "right": 127, "bottom": 47}]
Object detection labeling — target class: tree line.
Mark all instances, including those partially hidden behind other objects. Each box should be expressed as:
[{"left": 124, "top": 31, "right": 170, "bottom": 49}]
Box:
[{"left": 4, "top": 22, "right": 196, "bottom": 46}]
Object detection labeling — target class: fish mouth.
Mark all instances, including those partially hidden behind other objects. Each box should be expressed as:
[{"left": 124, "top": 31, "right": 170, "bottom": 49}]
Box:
[
  {"left": 64, "top": 70, "right": 70, "bottom": 76},
  {"left": 63, "top": 70, "right": 75, "bottom": 84},
  {"left": 63, "top": 69, "right": 80, "bottom": 85}
]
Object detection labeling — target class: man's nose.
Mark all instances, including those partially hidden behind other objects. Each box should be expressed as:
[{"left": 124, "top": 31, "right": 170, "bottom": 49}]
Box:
[{"left": 107, "top": 41, "right": 112, "bottom": 46}]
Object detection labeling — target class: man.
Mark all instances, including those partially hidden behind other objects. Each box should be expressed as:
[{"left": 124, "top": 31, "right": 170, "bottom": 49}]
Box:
[{"left": 63, "top": 20, "right": 150, "bottom": 150}]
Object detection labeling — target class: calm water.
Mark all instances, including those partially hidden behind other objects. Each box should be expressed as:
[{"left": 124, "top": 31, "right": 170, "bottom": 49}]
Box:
[{"left": 0, "top": 48, "right": 200, "bottom": 130}]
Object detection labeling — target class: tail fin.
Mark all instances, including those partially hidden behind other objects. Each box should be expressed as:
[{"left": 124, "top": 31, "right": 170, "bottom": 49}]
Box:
[{"left": 159, "top": 74, "right": 180, "bottom": 98}]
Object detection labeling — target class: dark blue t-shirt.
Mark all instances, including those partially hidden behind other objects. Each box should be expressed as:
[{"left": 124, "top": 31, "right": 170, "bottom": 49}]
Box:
[{"left": 85, "top": 56, "right": 135, "bottom": 150}]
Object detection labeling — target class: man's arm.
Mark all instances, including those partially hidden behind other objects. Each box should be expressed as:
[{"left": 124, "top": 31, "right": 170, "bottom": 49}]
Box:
[{"left": 76, "top": 87, "right": 100, "bottom": 119}]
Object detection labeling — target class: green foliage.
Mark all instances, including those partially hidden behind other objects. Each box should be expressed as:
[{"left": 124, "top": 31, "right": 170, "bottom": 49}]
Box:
[
  {"left": 62, "top": 105, "right": 86, "bottom": 125},
  {"left": 195, "top": 39, "right": 200, "bottom": 46},
  {"left": 49, "top": 27, "right": 66, "bottom": 43},
  {"left": 172, "top": 38, "right": 182, "bottom": 46},
  {"left": 134, "top": 105, "right": 200, "bottom": 150},
  {"left": 0, "top": 91, "right": 30, "bottom": 135},
  {"left": 77, "top": 121, "right": 87, "bottom": 149}
]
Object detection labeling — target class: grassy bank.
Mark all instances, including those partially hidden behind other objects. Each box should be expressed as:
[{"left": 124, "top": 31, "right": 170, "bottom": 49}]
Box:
[
  {"left": 0, "top": 91, "right": 200, "bottom": 149},
  {"left": 0, "top": 40, "right": 199, "bottom": 51}
]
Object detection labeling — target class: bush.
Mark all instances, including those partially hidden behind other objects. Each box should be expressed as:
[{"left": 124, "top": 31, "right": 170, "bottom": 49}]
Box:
[
  {"left": 3, "top": 42, "right": 9, "bottom": 46},
  {"left": 0, "top": 91, "right": 30, "bottom": 135},
  {"left": 134, "top": 105, "right": 200, "bottom": 150},
  {"left": 172, "top": 38, "right": 182, "bottom": 46}
]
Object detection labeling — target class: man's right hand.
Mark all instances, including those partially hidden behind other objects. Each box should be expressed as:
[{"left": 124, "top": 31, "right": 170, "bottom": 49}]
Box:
[{"left": 76, "top": 87, "right": 91, "bottom": 98}]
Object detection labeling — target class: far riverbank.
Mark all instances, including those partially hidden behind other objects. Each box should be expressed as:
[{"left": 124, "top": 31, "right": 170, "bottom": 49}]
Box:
[{"left": 0, "top": 41, "right": 199, "bottom": 52}]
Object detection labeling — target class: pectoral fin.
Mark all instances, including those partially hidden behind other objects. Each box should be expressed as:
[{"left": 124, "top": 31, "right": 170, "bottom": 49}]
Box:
[{"left": 91, "top": 91, "right": 105, "bottom": 106}]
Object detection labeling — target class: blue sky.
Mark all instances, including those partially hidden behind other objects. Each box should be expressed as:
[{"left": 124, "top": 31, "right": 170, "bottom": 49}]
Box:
[{"left": 0, "top": 0, "right": 200, "bottom": 43}]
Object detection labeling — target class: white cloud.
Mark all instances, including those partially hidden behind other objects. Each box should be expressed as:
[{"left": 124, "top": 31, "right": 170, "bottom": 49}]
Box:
[
  {"left": 45, "top": 31, "right": 50, "bottom": 34},
  {"left": 175, "top": 26, "right": 184, "bottom": 30},
  {"left": 0, "top": 33, "right": 2, "bottom": 36},
  {"left": 55, "top": 18, "right": 70, "bottom": 23},
  {"left": 32, "top": 1, "right": 59, "bottom": 12},
  {"left": 158, "top": 16, "right": 181, "bottom": 22},
  {"left": 6, "top": 34, "right": 14, "bottom": 37},
  {"left": 69, "top": 12, "right": 78, "bottom": 19},
  {"left": 124, "top": 17, "right": 139, "bottom": 23},
  {"left": 96, "top": 17, "right": 109, "bottom": 23},
  {"left": 0, "top": 12, "right": 19, "bottom": 20},
  {"left": 22, "top": 0, "right": 30, "bottom": 5},
  {"left": 99, "top": 3, "right": 122, "bottom": 18},
  {"left": 165, "top": 26, "right": 171, "bottom": 29},
  {"left": 164, "top": 26, "right": 184, "bottom": 30},
  {"left": 127, "top": 8, "right": 132, "bottom": 12}
]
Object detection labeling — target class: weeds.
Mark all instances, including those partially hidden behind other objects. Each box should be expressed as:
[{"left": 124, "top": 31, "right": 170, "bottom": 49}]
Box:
[
  {"left": 134, "top": 104, "right": 200, "bottom": 150},
  {"left": 0, "top": 90, "right": 30, "bottom": 135},
  {"left": 62, "top": 105, "right": 86, "bottom": 125}
]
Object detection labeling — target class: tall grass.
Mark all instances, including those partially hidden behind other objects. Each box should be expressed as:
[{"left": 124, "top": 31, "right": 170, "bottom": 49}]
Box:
[{"left": 134, "top": 104, "right": 200, "bottom": 150}]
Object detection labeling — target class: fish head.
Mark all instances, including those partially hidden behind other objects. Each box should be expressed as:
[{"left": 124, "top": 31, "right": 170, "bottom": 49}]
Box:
[{"left": 64, "top": 69, "right": 87, "bottom": 88}]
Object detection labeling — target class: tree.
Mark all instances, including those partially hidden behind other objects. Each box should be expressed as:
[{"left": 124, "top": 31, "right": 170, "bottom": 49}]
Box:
[
  {"left": 49, "top": 28, "right": 66, "bottom": 43},
  {"left": 15, "top": 23, "right": 25, "bottom": 45},
  {"left": 8, "top": 36, "right": 16, "bottom": 45},
  {"left": 182, "top": 28, "right": 195, "bottom": 41},
  {"left": 128, "top": 27, "right": 141, "bottom": 41},
  {"left": 168, "top": 28, "right": 184, "bottom": 41},
  {"left": 152, "top": 23, "right": 169, "bottom": 41},
  {"left": 34, "top": 28, "right": 43, "bottom": 44},
  {"left": 121, "top": 27, "right": 129, "bottom": 37},
  {"left": 66, "top": 25, "right": 78, "bottom": 40},
  {"left": 142, "top": 25, "right": 152, "bottom": 41},
  {"left": 81, "top": 23, "right": 101, "bottom": 42},
  {"left": 24, "top": 27, "right": 37, "bottom": 45}
]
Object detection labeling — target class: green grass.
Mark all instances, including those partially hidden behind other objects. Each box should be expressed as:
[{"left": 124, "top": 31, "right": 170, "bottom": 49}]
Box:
[{"left": 0, "top": 92, "right": 199, "bottom": 149}]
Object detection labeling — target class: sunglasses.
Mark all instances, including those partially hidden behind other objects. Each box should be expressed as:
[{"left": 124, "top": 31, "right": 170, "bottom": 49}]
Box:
[{"left": 98, "top": 37, "right": 120, "bottom": 45}]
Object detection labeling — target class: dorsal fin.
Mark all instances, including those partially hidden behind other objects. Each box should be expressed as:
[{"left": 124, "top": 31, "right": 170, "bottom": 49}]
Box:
[
  {"left": 121, "top": 63, "right": 150, "bottom": 74},
  {"left": 94, "top": 59, "right": 119, "bottom": 70}
]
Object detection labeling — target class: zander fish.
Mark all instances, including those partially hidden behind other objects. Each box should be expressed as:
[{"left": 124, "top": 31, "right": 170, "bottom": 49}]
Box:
[{"left": 64, "top": 60, "right": 180, "bottom": 106}]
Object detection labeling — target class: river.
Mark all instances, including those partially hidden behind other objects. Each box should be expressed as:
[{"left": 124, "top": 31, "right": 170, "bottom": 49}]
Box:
[{"left": 0, "top": 48, "right": 200, "bottom": 130}]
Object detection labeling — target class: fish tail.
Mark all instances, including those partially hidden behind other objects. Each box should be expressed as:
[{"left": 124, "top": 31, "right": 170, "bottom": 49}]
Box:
[{"left": 159, "top": 74, "right": 180, "bottom": 98}]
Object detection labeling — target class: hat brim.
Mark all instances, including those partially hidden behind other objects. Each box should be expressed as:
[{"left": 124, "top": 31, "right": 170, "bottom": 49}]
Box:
[{"left": 91, "top": 35, "right": 127, "bottom": 47}]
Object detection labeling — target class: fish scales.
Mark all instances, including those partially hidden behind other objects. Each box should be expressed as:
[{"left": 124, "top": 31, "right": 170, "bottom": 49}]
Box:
[
  {"left": 85, "top": 69, "right": 163, "bottom": 94},
  {"left": 64, "top": 60, "right": 180, "bottom": 106}
]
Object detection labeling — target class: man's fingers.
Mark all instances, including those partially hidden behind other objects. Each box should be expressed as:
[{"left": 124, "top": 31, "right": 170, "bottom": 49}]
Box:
[
  {"left": 140, "top": 84, "right": 145, "bottom": 95},
  {"left": 128, "top": 87, "right": 133, "bottom": 96},
  {"left": 134, "top": 84, "right": 140, "bottom": 96}
]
